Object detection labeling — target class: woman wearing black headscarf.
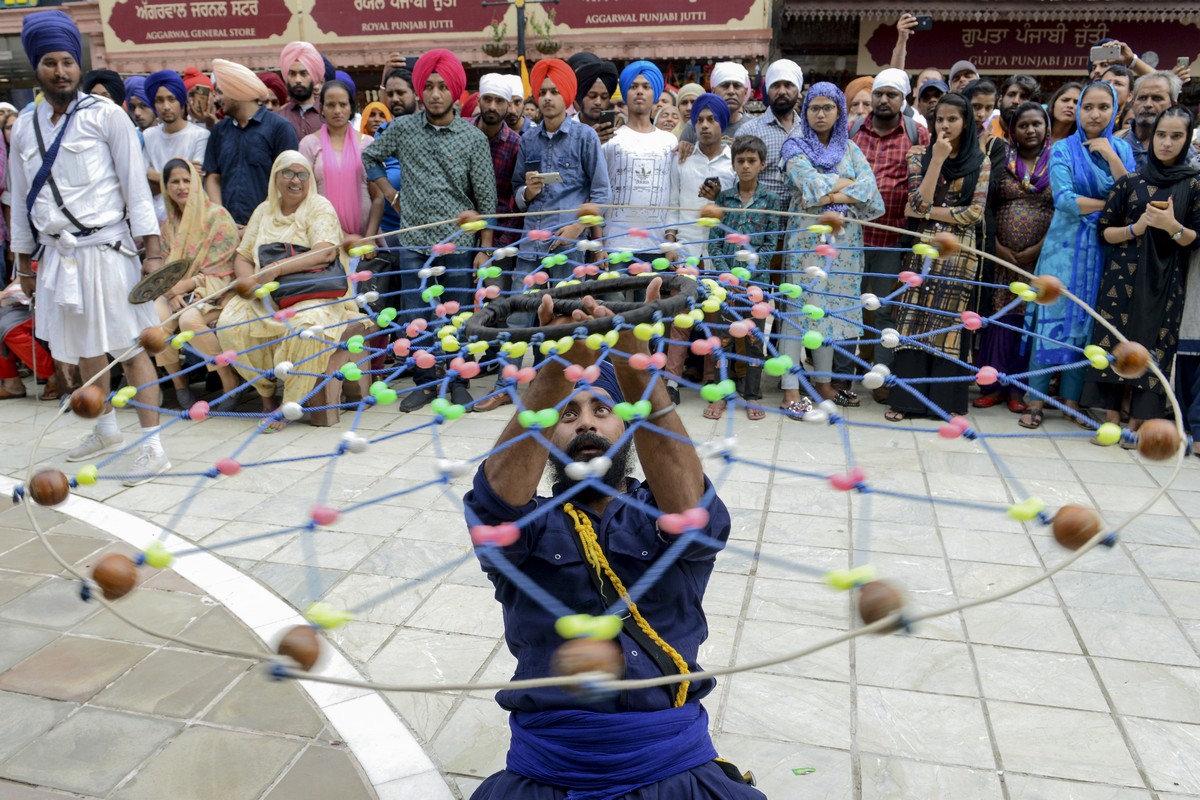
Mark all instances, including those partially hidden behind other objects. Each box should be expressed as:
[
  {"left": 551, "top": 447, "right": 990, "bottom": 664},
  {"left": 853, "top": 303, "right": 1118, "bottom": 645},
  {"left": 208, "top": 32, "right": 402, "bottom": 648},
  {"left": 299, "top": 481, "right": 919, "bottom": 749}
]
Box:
[
  {"left": 886, "top": 93, "right": 990, "bottom": 421},
  {"left": 1085, "top": 105, "right": 1200, "bottom": 438}
]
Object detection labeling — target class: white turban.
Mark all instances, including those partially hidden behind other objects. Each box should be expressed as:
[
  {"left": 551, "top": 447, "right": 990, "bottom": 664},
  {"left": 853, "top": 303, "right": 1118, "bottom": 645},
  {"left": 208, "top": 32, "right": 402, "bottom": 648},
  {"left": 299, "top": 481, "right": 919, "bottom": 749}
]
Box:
[
  {"left": 506, "top": 74, "right": 525, "bottom": 100},
  {"left": 872, "top": 68, "right": 911, "bottom": 99},
  {"left": 479, "top": 73, "right": 511, "bottom": 101},
  {"left": 764, "top": 59, "right": 803, "bottom": 92},
  {"left": 709, "top": 61, "right": 749, "bottom": 90}
]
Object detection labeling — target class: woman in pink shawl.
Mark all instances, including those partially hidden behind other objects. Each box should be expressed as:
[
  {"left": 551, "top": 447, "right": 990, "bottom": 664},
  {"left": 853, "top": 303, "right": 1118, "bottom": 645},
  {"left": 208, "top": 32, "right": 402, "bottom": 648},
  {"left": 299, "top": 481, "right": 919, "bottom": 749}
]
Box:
[{"left": 298, "top": 79, "right": 384, "bottom": 238}]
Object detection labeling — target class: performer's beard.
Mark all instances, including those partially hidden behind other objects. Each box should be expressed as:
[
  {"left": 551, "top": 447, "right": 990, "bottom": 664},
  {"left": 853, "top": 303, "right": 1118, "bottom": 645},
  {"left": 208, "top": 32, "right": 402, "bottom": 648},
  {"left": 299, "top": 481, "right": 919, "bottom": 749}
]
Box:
[{"left": 549, "top": 432, "right": 633, "bottom": 503}]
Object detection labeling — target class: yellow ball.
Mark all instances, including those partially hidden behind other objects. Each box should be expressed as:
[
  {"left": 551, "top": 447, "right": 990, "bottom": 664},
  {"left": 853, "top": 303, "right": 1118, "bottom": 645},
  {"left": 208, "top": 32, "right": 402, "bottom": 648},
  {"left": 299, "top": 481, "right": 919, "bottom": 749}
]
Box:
[
  {"left": 674, "top": 314, "right": 694, "bottom": 329},
  {"left": 76, "top": 465, "right": 98, "bottom": 486},
  {"left": 585, "top": 334, "right": 605, "bottom": 351},
  {"left": 1095, "top": 422, "right": 1122, "bottom": 446}
]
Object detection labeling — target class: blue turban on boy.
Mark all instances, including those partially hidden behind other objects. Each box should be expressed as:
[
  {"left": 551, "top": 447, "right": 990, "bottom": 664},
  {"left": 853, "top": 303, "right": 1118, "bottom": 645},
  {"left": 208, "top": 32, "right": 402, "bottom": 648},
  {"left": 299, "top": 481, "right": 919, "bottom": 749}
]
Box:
[
  {"left": 20, "top": 10, "right": 82, "bottom": 71},
  {"left": 619, "top": 60, "right": 664, "bottom": 103},
  {"left": 689, "top": 92, "right": 730, "bottom": 131},
  {"left": 144, "top": 70, "right": 187, "bottom": 114},
  {"left": 124, "top": 76, "right": 151, "bottom": 108}
]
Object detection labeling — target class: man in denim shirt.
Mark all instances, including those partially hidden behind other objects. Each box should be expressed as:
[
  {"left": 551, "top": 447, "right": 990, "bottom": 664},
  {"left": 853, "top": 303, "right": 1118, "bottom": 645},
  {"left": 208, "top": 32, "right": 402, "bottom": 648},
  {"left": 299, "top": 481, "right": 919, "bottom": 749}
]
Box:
[{"left": 512, "top": 59, "right": 611, "bottom": 329}]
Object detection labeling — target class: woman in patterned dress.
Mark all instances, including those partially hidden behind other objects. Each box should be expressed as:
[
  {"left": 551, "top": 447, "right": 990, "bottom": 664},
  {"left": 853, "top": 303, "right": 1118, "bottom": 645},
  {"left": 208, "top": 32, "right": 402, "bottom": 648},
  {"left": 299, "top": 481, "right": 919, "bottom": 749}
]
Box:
[
  {"left": 886, "top": 93, "right": 989, "bottom": 421},
  {"left": 973, "top": 102, "right": 1055, "bottom": 413},
  {"left": 779, "top": 81, "right": 883, "bottom": 413},
  {"left": 1083, "top": 105, "right": 1200, "bottom": 436}
]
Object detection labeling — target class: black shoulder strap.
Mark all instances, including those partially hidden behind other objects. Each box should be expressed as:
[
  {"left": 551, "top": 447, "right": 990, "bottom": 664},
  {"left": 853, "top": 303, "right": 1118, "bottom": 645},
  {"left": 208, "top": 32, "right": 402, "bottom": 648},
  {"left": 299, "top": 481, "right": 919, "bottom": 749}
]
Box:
[
  {"left": 31, "top": 111, "right": 96, "bottom": 236},
  {"left": 566, "top": 516, "right": 688, "bottom": 702},
  {"left": 849, "top": 117, "right": 864, "bottom": 139},
  {"left": 904, "top": 116, "right": 920, "bottom": 146}
]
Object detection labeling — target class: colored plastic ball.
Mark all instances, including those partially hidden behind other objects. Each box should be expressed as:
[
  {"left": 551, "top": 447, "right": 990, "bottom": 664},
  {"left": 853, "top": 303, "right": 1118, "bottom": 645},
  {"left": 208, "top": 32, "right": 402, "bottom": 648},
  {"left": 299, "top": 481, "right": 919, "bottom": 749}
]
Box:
[
  {"left": 1031, "top": 275, "right": 1063, "bottom": 304},
  {"left": 857, "top": 580, "right": 905, "bottom": 630},
  {"left": 234, "top": 275, "right": 258, "bottom": 299},
  {"left": 817, "top": 210, "right": 845, "bottom": 235},
  {"left": 550, "top": 638, "right": 625, "bottom": 684},
  {"left": 1094, "top": 422, "right": 1122, "bottom": 446},
  {"left": 930, "top": 231, "right": 961, "bottom": 256},
  {"left": 577, "top": 203, "right": 601, "bottom": 218},
  {"left": 138, "top": 326, "right": 167, "bottom": 354},
  {"left": 280, "top": 402, "right": 305, "bottom": 421},
  {"left": 1111, "top": 341, "right": 1151, "bottom": 380},
  {"left": 92, "top": 553, "right": 138, "bottom": 600},
  {"left": 1052, "top": 505, "right": 1103, "bottom": 550},
  {"left": 28, "top": 469, "right": 70, "bottom": 507},
  {"left": 277, "top": 625, "right": 321, "bottom": 671},
  {"left": 70, "top": 385, "right": 106, "bottom": 418},
  {"left": 698, "top": 203, "right": 724, "bottom": 221},
  {"left": 1136, "top": 419, "right": 1181, "bottom": 461}
]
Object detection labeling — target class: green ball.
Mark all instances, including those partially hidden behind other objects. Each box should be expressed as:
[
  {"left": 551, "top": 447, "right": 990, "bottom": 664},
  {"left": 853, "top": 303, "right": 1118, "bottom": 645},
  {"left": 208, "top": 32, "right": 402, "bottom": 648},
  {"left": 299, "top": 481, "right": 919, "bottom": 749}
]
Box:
[
  {"left": 802, "top": 331, "right": 825, "bottom": 349},
  {"left": 652, "top": 257, "right": 671, "bottom": 271},
  {"left": 341, "top": 364, "right": 362, "bottom": 382},
  {"left": 700, "top": 383, "right": 723, "bottom": 402},
  {"left": 375, "top": 389, "right": 398, "bottom": 405},
  {"left": 764, "top": 356, "right": 793, "bottom": 377}
]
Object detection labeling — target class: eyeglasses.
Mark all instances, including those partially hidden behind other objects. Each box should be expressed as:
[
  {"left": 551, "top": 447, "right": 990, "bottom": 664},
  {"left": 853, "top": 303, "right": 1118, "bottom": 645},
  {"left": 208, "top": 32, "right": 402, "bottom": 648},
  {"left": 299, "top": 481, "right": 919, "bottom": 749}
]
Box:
[
  {"left": 280, "top": 169, "right": 311, "bottom": 182},
  {"left": 808, "top": 104, "right": 838, "bottom": 116}
]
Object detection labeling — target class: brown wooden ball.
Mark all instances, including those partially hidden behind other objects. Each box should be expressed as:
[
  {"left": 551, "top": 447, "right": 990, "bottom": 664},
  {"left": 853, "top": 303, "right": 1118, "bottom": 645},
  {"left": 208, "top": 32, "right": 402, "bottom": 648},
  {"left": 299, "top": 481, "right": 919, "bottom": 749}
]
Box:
[
  {"left": 1136, "top": 419, "right": 1182, "bottom": 461},
  {"left": 1052, "top": 504, "right": 1103, "bottom": 550},
  {"left": 69, "top": 385, "right": 106, "bottom": 419},
  {"left": 138, "top": 326, "right": 166, "bottom": 354},
  {"left": 550, "top": 638, "right": 625, "bottom": 682},
  {"left": 577, "top": 202, "right": 601, "bottom": 218},
  {"left": 816, "top": 210, "right": 845, "bottom": 235},
  {"left": 234, "top": 275, "right": 258, "bottom": 299},
  {"left": 698, "top": 203, "right": 724, "bottom": 221},
  {"left": 857, "top": 580, "right": 905, "bottom": 630},
  {"left": 1111, "top": 341, "right": 1151, "bottom": 380},
  {"left": 92, "top": 553, "right": 138, "bottom": 601},
  {"left": 277, "top": 625, "right": 321, "bottom": 671},
  {"left": 1031, "top": 275, "right": 1064, "bottom": 305},
  {"left": 457, "top": 210, "right": 483, "bottom": 227},
  {"left": 930, "top": 231, "right": 961, "bottom": 257},
  {"left": 28, "top": 469, "right": 70, "bottom": 507}
]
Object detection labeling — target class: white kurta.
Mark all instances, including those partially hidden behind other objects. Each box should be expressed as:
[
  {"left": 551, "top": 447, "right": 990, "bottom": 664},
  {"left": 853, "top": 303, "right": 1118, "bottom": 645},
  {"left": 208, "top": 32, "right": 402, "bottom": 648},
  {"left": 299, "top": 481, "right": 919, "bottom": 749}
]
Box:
[
  {"left": 10, "top": 93, "right": 160, "bottom": 364},
  {"left": 668, "top": 144, "right": 734, "bottom": 258}
]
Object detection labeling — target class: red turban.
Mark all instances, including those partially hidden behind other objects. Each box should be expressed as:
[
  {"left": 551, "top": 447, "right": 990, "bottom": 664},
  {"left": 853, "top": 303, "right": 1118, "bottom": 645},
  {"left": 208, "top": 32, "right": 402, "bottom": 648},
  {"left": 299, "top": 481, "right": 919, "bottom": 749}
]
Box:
[
  {"left": 258, "top": 72, "right": 287, "bottom": 106},
  {"left": 461, "top": 92, "right": 479, "bottom": 118},
  {"left": 182, "top": 66, "right": 212, "bottom": 93},
  {"left": 530, "top": 58, "right": 577, "bottom": 108},
  {"left": 412, "top": 48, "right": 466, "bottom": 104}
]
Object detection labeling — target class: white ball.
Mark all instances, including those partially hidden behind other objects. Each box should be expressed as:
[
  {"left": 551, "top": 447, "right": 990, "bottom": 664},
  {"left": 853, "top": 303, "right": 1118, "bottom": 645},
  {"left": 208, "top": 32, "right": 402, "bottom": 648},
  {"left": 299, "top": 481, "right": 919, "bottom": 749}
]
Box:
[
  {"left": 860, "top": 293, "right": 881, "bottom": 311},
  {"left": 871, "top": 364, "right": 891, "bottom": 378},
  {"left": 586, "top": 456, "right": 612, "bottom": 477},
  {"left": 417, "top": 268, "right": 433, "bottom": 280},
  {"left": 273, "top": 361, "right": 293, "bottom": 379},
  {"left": 360, "top": 291, "right": 380, "bottom": 304},
  {"left": 818, "top": 399, "right": 838, "bottom": 417},
  {"left": 280, "top": 401, "right": 304, "bottom": 421},
  {"left": 341, "top": 432, "right": 369, "bottom": 453},
  {"left": 436, "top": 458, "right": 471, "bottom": 477},
  {"left": 880, "top": 328, "right": 901, "bottom": 349},
  {"left": 496, "top": 246, "right": 520, "bottom": 259},
  {"left": 735, "top": 249, "right": 753, "bottom": 262},
  {"left": 696, "top": 437, "right": 737, "bottom": 459},
  {"left": 564, "top": 462, "right": 590, "bottom": 481},
  {"left": 805, "top": 266, "right": 827, "bottom": 281},
  {"left": 299, "top": 329, "right": 315, "bottom": 339},
  {"left": 575, "top": 240, "right": 599, "bottom": 252},
  {"left": 428, "top": 265, "right": 446, "bottom": 277},
  {"left": 745, "top": 253, "right": 759, "bottom": 267},
  {"left": 862, "top": 371, "right": 885, "bottom": 390},
  {"left": 803, "top": 407, "right": 829, "bottom": 424}
]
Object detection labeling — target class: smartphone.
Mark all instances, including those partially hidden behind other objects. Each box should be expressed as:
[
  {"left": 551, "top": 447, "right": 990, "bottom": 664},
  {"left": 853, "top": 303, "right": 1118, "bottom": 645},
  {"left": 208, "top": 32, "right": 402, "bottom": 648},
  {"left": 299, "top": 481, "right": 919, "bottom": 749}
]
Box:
[
  {"left": 534, "top": 172, "right": 563, "bottom": 184},
  {"left": 1150, "top": 200, "right": 1170, "bottom": 210},
  {"left": 1090, "top": 44, "right": 1123, "bottom": 63},
  {"left": 913, "top": 15, "right": 933, "bottom": 31},
  {"left": 1178, "top": 56, "right": 1191, "bottom": 69},
  {"left": 525, "top": 160, "right": 541, "bottom": 175},
  {"left": 598, "top": 109, "right": 617, "bottom": 126}
]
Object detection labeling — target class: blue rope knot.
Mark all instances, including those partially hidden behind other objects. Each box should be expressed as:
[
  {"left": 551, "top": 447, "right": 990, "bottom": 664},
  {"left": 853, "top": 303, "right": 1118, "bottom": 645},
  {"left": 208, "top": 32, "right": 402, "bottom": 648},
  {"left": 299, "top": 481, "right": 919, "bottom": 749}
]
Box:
[
  {"left": 269, "top": 663, "right": 292, "bottom": 681},
  {"left": 962, "top": 429, "right": 979, "bottom": 441},
  {"left": 11, "top": 485, "right": 25, "bottom": 504},
  {"left": 1102, "top": 533, "right": 1118, "bottom": 548},
  {"left": 79, "top": 582, "right": 91, "bottom": 602},
  {"left": 1035, "top": 510, "right": 1053, "bottom": 526},
  {"left": 205, "top": 468, "right": 220, "bottom": 478}
]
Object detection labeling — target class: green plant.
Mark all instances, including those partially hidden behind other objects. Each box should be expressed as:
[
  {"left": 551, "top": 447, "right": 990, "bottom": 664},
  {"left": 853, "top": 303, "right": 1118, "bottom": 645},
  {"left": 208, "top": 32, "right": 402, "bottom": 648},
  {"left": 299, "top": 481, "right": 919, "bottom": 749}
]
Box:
[
  {"left": 488, "top": 17, "right": 507, "bottom": 43},
  {"left": 529, "top": 8, "right": 555, "bottom": 41}
]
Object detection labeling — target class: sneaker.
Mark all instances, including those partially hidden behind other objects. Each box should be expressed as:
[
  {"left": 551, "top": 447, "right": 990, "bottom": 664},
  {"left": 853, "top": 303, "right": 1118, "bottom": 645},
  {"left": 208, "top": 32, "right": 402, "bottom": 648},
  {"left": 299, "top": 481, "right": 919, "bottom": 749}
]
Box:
[
  {"left": 122, "top": 444, "right": 171, "bottom": 487},
  {"left": 450, "top": 383, "right": 474, "bottom": 407},
  {"left": 666, "top": 385, "right": 681, "bottom": 405},
  {"left": 65, "top": 430, "right": 125, "bottom": 462},
  {"left": 399, "top": 387, "right": 435, "bottom": 413}
]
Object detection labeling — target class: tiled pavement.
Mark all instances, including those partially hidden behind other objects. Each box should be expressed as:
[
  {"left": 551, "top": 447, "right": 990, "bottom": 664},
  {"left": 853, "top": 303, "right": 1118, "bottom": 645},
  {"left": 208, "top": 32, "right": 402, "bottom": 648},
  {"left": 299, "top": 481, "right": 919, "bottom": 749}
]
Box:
[{"left": 2, "top": 377, "right": 1200, "bottom": 799}]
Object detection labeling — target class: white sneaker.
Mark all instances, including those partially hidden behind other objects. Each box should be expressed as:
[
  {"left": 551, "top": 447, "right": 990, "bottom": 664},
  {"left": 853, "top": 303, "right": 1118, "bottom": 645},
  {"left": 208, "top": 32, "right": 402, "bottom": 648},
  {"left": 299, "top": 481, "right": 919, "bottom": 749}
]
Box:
[
  {"left": 122, "top": 444, "right": 171, "bottom": 487},
  {"left": 65, "top": 430, "right": 125, "bottom": 462}
]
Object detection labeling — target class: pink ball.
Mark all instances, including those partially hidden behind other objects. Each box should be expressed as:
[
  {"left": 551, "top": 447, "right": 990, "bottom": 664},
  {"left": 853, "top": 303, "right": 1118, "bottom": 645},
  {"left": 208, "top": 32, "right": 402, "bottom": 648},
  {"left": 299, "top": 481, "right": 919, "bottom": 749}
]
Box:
[
  {"left": 681, "top": 507, "right": 710, "bottom": 529},
  {"left": 215, "top": 349, "right": 238, "bottom": 366},
  {"left": 976, "top": 366, "right": 999, "bottom": 386},
  {"left": 628, "top": 262, "right": 651, "bottom": 275},
  {"left": 482, "top": 285, "right": 501, "bottom": 299},
  {"left": 691, "top": 338, "right": 715, "bottom": 355},
  {"left": 628, "top": 353, "right": 651, "bottom": 371},
  {"left": 502, "top": 364, "right": 519, "bottom": 381},
  {"left": 415, "top": 351, "right": 436, "bottom": 369},
  {"left": 718, "top": 272, "right": 740, "bottom": 286},
  {"left": 747, "top": 287, "right": 764, "bottom": 302},
  {"left": 273, "top": 309, "right": 296, "bottom": 321},
  {"left": 432, "top": 242, "right": 457, "bottom": 255},
  {"left": 406, "top": 320, "right": 427, "bottom": 338},
  {"left": 829, "top": 467, "right": 866, "bottom": 491},
  {"left": 188, "top": 401, "right": 210, "bottom": 421},
  {"left": 898, "top": 271, "right": 923, "bottom": 287},
  {"left": 349, "top": 270, "right": 373, "bottom": 282},
  {"left": 573, "top": 266, "right": 589, "bottom": 279},
  {"left": 751, "top": 302, "right": 772, "bottom": 319},
  {"left": 938, "top": 423, "right": 962, "bottom": 439},
  {"left": 564, "top": 364, "right": 586, "bottom": 381},
  {"left": 961, "top": 311, "right": 982, "bottom": 331},
  {"left": 648, "top": 353, "right": 667, "bottom": 370},
  {"left": 629, "top": 228, "right": 651, "bottom": 239},
  {"left": 310, "top": 505, "right": 339, "bottom": 526},
  {"left": 443, "top": 301, "right": 461, "bottom": 315},
  {"left": 516, "top": 367, "right": 537, "bottom": 384},
  {"left": 529, "top": 229, "right": 552, "bottom": 241},
  {"left": 470, "top": 523, "right": 520, "bottom": 547},
  {"left": 658, "top": 513, "right": 687, "bottom": 534},
  {"left": 452, "top": 358, "right": 480, "bottom": 379},
  {"left": 216, "top": 458, "right": 241, "bottom": 476},
  {"left": 392, "top": 338, "right": 411, "bottom": 357},
  {"left": 729, "top": 321, "right": 750, "bottom": 338},
  {"left": 725, "top": 233, "right": 750, "bottom": 245},
  {"left": 815, "top": 244, "right": 837, "bottom": 258},
  {"left": 532, "top": 272, "right": 550, "bottom": 285}
]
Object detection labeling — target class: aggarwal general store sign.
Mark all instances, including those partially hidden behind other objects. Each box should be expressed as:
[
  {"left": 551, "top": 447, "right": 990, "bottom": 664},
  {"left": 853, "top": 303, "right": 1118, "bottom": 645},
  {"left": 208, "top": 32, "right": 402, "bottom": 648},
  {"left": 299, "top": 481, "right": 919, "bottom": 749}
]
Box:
[
  {"left": 100, "top": 0, "right": 765, "bottom": 51},
  {"left": 858, "top": 18, "right": 1200, "bottom": 76}
]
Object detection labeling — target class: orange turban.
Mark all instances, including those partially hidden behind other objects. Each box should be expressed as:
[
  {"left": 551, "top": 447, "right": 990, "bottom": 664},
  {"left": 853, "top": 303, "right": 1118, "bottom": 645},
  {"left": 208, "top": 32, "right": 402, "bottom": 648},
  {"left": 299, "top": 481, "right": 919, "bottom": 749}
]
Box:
[
  {"left": 844, "top": 76, "right": 875, "bottom": 106},
  {"left": 212, "top": 59, "right": 269, "bottom": 102},
  {"left": 530, "top": 58, "right": 577, "bottom": 108}
]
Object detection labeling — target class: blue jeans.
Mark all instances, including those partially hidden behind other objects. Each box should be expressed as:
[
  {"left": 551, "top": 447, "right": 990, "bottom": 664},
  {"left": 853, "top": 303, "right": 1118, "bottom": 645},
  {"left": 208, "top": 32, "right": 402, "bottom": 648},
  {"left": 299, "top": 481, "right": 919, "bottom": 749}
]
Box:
[{"left": 394, "top": 247, "right": 476, "bottom": 388}]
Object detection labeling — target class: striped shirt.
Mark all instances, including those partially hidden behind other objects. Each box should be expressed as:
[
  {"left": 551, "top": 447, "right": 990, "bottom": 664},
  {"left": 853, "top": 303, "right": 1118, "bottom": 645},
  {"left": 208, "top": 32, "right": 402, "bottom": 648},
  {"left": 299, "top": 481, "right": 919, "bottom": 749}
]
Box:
[{"left": 852, "top": 113, "right": 929, "bottom": 248}]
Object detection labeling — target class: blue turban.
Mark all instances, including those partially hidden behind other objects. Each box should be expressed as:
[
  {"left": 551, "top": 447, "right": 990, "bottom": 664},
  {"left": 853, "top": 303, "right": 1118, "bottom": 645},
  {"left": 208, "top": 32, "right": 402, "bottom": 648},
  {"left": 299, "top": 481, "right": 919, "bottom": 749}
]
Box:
[
  {"left": 334, "top": 70, "right": 356, "bottom": 99},
  {"left": 144, "top": 70, "right": 187, "bottom": 114},
  {"left": 124, "top": 76, "right": 150, "bottom": 109},
  {"left": 20, "top": 10, "right": 82, "bottom": 71},
  {"left": 579, "top": 360, "right": 625, "bottom": 406},
  {"left": 690, "top": 92, "right": 730, "bottom": 132},
  {"left": 619, "top": 60, "right": 664, "bottom": 103}
]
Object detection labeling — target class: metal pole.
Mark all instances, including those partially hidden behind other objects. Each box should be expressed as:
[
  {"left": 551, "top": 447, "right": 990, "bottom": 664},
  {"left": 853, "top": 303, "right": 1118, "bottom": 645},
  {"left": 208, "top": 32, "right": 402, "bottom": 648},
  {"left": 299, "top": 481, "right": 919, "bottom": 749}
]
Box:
[{"left": 516, "top": 0, "right": 526, "bottom": 61}]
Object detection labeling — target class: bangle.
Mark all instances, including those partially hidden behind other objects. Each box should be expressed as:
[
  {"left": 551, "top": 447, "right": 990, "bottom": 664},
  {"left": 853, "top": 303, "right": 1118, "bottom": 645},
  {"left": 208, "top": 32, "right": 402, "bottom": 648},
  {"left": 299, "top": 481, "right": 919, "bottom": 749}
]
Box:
[
  {"left": 16, "top": 270, "right": 35, "bottom": 278},
  {"left": 144, "top": 255, "right": 164, "bottom": 262},
  {"left": 645, "top": 403, "right": 677, "bottom": 422},
  {"left": 1127, "top": 224, "right": 1136, "bottom": 239}
]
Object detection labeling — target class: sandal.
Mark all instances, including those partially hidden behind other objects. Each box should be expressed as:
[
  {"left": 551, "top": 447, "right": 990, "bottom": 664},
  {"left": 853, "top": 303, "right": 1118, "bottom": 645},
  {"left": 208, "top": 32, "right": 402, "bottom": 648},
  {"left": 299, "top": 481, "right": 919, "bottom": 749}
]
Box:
[
  {"left": 780, "top": 397, "right": 813, "bottom": 420},
  {"left": 1018, "top": 408, "right": 1044, "bottom": 429},
  {"left": 703, "top": 401, "right": 726, "bottom": 420},
  {"left": 883, "top": 409, "right": 907, "bottom": 423},
  {"left": 972, "top": 394, "right": 1005, "bottom": 409},
  {"left": 745, "top": 404, "right": 766, "bottom": 421},
  {"left": 834, "top": 388, "right": 861, "bottom": 407},
  {"left": 1006, "top": 398, "right": 1028, "bottom": 414},
  {"left": 0, "top": 386, "right": 28, "bottom": 400}
]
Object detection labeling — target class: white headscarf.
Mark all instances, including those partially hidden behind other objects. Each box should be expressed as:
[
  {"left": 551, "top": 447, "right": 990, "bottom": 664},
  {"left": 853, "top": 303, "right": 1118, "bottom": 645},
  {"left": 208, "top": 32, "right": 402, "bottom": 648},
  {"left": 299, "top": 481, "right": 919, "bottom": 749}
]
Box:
[
  {"left": 710, "top": 62, "right": 749, "bottom": 90},
  {"left": 479, "top": 73, "right": 511, "bottom": 101},
  {"left": 872, "top": 68, "right": 911, "bottom": 99},
  {"left": 764, "top": 59, "right": 803, "bottom": 91},
  {"left": 506, "top": 74, "right": 525, "bottom": 101}
]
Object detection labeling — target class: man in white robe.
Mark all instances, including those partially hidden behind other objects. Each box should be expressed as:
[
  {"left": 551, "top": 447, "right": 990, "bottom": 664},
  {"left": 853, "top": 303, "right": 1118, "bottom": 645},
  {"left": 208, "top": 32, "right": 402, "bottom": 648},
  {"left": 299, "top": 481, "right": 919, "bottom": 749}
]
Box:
[{"left": 13, "top": 10, "right": 170, "bottom": 485}]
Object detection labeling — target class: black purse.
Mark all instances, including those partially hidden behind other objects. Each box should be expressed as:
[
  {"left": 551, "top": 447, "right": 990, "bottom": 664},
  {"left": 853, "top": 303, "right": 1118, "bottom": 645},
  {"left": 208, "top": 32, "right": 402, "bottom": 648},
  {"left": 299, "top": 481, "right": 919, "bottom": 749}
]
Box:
[{"left": 258, "top": 243, "right": 349, "bottom": 309}]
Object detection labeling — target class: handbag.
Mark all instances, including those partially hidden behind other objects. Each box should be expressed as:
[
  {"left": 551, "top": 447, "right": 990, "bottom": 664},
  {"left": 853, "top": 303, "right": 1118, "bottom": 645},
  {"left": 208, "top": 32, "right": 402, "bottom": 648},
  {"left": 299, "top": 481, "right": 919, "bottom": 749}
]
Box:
[{"left": 257, "top": 242, "right": 349, "bottom": 309}]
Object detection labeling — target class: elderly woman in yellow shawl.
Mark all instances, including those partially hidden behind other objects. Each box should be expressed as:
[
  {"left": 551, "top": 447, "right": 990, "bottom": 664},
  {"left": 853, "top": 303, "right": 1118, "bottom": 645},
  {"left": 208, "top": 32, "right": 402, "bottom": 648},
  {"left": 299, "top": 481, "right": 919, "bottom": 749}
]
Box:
[
  {"left": 216, "top": 150, "right": 363, "bottom": 431},
  {"left": 155, "top": 158, "right": 241, "bottom": 409}
]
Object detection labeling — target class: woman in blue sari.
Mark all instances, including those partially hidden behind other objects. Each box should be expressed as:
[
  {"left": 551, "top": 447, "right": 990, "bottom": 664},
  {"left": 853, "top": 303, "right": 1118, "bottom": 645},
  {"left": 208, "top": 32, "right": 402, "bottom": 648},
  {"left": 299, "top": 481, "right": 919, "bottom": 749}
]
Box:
[{"left": 1019, "top": 82, "right": 1134, "bottom": 429}]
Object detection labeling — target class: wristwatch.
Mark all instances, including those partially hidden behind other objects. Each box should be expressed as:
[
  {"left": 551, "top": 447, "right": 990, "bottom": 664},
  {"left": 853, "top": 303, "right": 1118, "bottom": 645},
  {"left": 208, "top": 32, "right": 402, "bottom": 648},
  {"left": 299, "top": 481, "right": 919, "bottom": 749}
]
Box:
[{"left": 1172, "top": 227, "right": 1186, "bottom": 241}]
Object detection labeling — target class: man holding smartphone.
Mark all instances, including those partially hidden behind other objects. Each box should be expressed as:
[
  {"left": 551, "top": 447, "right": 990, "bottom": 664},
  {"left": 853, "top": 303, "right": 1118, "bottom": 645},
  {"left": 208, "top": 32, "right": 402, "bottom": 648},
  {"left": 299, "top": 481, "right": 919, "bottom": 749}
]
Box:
[
  {"left": 569, "top": 52, "right": 620, "bottom": 145},
  {"left": 667, "top": 94, "right": 734, "bottom": 258}
]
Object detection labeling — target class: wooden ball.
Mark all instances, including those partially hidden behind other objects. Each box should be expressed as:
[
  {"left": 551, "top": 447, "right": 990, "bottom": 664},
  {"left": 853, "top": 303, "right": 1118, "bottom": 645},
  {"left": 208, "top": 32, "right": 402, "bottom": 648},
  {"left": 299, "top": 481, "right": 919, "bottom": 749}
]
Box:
[
  {"left": 234, "top": 275, "right": 258, "bottom": 299},
  {"left": 69, "top": 385, "right": 106, "bottom": 419},
  {"left": 1031, "top": 275, "right": 1063, "bottom": 305},
  {"left": 28, "top": 469, "right": 70, "bottom": 507},
  {"left": 1111, "top": 341, "right": 1151, "bottom": 380},
  {"left": 857, "top": 580, "right": 905, "bottom": 630},
  {"left": 277, "top": 625, "right": 321, "bottom": 671},
  {"left": 930, "top": 231, "right": 961, "bottom": 257},
  {"left": 1136, "top": 419, "right": 1182, "bottom": 461},
  {"left": 138, "top": 326, "right": 166, "bottom": 355},
  {"left": 577, "top": 203, "right": 601, "bottom": 218},
  {"left": 457, "top": 210, "right": 482, "bottom": 226},
  {"left": 816, "top": 210, "right": 845, "bottom": 235},
  {"left": 699, "top": 204, "right": 724, "bottom": 221},
  {"left": 1052, "top": 504, "right": 1103, "bottom": 550},
  {"left": 550, "top": 638, "right": 625, "bottom": 682},
  {"left": 92, "top": 553, "right": 138, "bottom": 600}
]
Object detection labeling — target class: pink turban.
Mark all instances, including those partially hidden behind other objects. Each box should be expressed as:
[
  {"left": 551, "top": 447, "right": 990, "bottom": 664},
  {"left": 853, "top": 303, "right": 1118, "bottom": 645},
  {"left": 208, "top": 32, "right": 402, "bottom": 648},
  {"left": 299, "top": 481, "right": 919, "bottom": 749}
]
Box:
[
  {"left": 412, "top": 48, "right": 466, "bottom": 104},
  {"left": 280, "top": 41, "right": 324, "bottom": 88}
]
